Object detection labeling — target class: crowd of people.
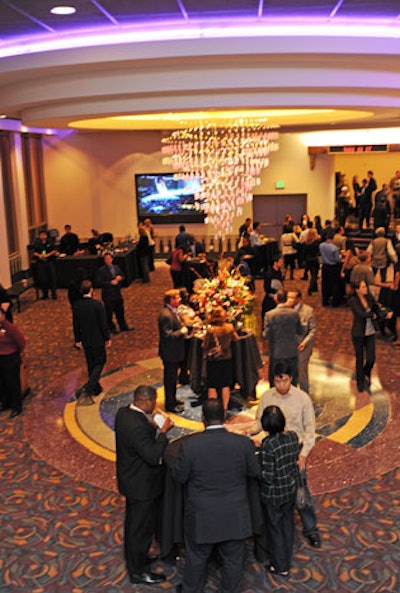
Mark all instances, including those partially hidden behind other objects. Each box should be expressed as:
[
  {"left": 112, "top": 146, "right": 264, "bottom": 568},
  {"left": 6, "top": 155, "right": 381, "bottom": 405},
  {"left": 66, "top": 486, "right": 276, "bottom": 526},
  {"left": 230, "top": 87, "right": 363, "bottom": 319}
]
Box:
[{"left": 2, "top": 202, "right": 400, "bottom": 591}]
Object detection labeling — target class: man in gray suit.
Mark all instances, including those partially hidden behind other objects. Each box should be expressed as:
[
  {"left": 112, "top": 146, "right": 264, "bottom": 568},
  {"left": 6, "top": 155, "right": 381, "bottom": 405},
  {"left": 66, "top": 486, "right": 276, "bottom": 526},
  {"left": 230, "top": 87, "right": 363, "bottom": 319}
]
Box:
[
  {"left": 287, "top": 289, "right": 317, "bottom": 393},
  {"left": 263, "top": 289, "right": 302, "bottom": 387},
  {"left": 173, "top": 399, "right": 259, "bottom": 593}
]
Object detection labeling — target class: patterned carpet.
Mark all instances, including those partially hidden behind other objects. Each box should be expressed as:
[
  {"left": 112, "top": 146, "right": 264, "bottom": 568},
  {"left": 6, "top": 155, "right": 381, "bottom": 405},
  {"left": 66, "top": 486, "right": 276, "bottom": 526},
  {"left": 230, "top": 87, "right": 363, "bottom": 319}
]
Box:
[{"left": 1, "top": 262, "right": 399, "bottom": 592}]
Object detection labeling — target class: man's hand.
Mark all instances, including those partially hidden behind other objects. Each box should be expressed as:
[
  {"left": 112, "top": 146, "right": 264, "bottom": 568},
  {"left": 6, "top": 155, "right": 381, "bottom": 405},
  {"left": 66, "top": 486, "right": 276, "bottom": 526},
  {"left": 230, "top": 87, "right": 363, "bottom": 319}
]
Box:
[
  {"left": 297, "top": 341, "right": 306, "bottom": 352},
  {"left": 181, "top": 326, "right": 189, "bottom": 335},
  {"left": 105, "top": 340, "right": 112, "bottom": 347},
  {"left": 298, "top": 454, "right": 307, "bottom": 471},
  {"left": 160, "top": 416, "right": 174, "bottom": 433},
  {"left": 75, "top": 341, "right": 83, "bottom": 349}
]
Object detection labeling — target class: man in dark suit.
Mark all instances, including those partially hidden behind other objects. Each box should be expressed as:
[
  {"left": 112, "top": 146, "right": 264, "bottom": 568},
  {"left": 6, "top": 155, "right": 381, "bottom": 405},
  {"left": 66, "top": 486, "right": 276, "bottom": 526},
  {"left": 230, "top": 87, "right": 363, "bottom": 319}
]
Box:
[
  {"left": 158, "top": 289, "right": 188, "bottom": 413},
  {"left": 263, "top": 289, "right": 302, "bottom": 387},
  {"left": 96, "top": 253, "right": 130, "bottom": 333},
  {"left": 72, "top": 279, "right": 110, "bottom": 403},
  {"left": 115, "top": 385, "right": 174, "bottom": 585},
  {"left": 173, "top": 399, "right": 259, "bottom": 593}
]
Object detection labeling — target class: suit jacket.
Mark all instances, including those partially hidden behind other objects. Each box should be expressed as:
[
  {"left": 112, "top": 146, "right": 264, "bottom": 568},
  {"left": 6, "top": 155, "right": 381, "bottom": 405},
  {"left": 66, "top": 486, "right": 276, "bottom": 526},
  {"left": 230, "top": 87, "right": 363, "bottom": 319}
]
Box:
[
  {"left": 96, "top": 264, "right": 124, "bottom": 301},
  {"left": 158, "top": 306, "right": 185, "bottom": 362},
  {"left": 264, "top": 305, "right": 302, "bottom": 359},
  {"left": 173, "top": 427, "right": 260, "bottom": 544},
  {"left": 72, "top": 296, "right": 109, "bottom": 347},
  {"left": 115, "top": 406, "right": 168, "bottom": 501}
]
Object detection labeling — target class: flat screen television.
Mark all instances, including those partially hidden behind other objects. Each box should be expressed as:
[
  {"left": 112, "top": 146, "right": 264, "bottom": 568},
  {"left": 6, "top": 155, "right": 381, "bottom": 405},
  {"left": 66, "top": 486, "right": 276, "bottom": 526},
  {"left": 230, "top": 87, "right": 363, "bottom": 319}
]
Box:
[{"left": 135, "top": 173, "right": 205, "bottom": 224}]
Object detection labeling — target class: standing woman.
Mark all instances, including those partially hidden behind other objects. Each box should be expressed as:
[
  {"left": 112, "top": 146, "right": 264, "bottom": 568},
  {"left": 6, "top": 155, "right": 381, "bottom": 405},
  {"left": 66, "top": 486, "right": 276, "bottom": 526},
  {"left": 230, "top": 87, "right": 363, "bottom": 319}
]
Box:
[
  {"left": 0, "top": 311, "right": 27, "bottom": 417},
  {"left": 303, "top": 228, "right": 320, "bottom": 296},
  {"left": 170, "top": 245, "right": 188, "bottom": 288},
  {"left": 259, "top": 405, "right": 300, "bottom": 577},
  {"left": 348, "top": 280, "right": 391, "bottom": 393},
  {"left": 202, "top": 306, "right": 239, "bottom": 411}
]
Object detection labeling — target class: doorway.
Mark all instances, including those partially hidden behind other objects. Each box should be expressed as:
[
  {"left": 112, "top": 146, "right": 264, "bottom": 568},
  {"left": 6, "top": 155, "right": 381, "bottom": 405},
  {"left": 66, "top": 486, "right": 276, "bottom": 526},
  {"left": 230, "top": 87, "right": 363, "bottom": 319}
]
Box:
[{"left": 253, "top": 194, "right": 307, "bottom": 239}]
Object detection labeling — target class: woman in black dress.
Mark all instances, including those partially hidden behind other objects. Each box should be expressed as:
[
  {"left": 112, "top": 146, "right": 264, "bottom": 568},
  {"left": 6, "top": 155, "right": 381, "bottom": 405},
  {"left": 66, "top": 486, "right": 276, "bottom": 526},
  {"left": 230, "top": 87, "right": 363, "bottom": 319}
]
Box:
[{"left": 202, "top": 306, "right": 239, "bottom": 411}]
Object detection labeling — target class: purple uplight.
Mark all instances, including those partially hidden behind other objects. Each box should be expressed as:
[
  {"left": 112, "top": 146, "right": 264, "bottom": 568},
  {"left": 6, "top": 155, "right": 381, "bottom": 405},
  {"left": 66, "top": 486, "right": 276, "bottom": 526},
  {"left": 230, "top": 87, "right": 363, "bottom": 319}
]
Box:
[{"left": 0, "top": 17, "right": 399, "bottom": 59}]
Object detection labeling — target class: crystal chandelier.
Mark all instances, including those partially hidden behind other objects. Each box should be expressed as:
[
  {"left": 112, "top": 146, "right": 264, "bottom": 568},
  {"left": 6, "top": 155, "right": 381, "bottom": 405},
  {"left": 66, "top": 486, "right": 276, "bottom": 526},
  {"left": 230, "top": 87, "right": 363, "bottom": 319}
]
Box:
[{"left": 161, "top": 121, "right": 279, "bottom": 235}]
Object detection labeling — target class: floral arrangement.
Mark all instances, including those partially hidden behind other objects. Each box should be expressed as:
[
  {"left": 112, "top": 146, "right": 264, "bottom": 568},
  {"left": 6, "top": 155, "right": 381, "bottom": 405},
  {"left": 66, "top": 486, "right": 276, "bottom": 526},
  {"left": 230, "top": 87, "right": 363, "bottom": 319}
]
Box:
[{"left": 192, "top": 259, "right": 254, "bottom": 328}]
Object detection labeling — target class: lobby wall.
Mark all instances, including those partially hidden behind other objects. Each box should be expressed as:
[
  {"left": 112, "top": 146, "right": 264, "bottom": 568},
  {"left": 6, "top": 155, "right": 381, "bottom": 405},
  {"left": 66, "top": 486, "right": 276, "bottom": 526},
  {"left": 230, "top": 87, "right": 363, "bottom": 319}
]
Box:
[{"left": 42, "top": 130, "right": 336, "bottom": 240}]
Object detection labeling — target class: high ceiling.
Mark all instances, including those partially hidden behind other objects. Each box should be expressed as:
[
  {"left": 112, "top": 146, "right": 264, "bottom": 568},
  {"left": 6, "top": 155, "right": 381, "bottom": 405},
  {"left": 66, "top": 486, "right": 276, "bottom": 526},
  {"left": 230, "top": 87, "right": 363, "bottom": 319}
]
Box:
[
  {"left": 0, "top": 1, "right": 399, "bottom": 41},
  {"left": 0, "top": 1, "right": 400, "bottom": 133}
]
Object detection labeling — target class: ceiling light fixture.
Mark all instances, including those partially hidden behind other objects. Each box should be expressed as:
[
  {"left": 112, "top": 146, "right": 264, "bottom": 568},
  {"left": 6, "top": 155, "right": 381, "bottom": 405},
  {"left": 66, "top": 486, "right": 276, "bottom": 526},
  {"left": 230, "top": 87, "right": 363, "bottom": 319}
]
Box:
[
  {"left": 50, "top": 6, "right": 76, "bottom": 15},
  {"left": 162, "top": 121, "right": 279, "bottom": 236}
]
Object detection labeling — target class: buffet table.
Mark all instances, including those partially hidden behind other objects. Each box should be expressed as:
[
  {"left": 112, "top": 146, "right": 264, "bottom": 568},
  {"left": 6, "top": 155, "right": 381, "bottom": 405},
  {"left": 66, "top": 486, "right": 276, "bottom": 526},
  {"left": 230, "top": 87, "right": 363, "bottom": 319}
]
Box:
[
  {"left": 31, "top": 246, "right": 139, "bottom": 288},
  {"left": 188, "top": 330, "right": 263, "bottom": 400}
]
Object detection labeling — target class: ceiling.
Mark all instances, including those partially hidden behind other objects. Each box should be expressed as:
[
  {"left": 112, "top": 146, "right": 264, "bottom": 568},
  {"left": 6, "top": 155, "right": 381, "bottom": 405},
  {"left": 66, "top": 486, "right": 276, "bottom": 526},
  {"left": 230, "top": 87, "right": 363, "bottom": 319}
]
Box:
[
  {"left": 0, "top": 1, "right": 399, "bottom": 41},
  {"left": 1, "top": 1, "right": 400, "bottom": 133}
]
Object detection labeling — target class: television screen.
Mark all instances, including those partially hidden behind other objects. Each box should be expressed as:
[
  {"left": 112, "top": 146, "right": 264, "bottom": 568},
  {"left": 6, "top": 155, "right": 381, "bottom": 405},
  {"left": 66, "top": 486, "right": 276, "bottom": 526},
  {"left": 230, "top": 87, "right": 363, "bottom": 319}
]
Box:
[{"left": 135, "top": 173, "right": 205, "bottom": 224}]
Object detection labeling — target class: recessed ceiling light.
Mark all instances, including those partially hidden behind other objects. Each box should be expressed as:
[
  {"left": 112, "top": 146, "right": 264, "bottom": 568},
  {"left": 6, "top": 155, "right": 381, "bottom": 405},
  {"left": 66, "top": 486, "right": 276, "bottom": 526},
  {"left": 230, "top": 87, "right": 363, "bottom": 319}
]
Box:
[{"left": 50, "top": 6, "right": 76, "bottom": 15}]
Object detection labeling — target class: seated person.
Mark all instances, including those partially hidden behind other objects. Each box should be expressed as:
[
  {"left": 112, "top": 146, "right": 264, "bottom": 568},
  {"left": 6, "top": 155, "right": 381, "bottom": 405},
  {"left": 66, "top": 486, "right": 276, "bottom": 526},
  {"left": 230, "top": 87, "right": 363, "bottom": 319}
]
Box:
[
  {"left": 234, "top": 235, "right": 254, "bottom": 266},
  {"left": 58, "top": 225, "right": 80, "bottom": 255}
]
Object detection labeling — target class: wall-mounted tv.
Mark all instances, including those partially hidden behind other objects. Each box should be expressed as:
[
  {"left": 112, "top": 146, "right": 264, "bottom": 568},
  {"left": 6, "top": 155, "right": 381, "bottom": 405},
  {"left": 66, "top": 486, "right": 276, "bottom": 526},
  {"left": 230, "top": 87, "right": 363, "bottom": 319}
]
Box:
[{"left": 135, "top": 173, "right": 205, "bottom": 224}]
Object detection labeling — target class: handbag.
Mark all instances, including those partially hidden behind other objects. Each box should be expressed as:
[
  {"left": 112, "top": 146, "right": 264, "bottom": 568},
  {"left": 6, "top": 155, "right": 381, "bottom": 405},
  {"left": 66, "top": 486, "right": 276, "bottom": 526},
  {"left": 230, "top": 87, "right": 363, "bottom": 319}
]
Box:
[
  {"left": 295, "top": 468, "right": 307, "bottom": 510},
  {"left": 205, "top": 331, "right": 223, "bottom": 360}
]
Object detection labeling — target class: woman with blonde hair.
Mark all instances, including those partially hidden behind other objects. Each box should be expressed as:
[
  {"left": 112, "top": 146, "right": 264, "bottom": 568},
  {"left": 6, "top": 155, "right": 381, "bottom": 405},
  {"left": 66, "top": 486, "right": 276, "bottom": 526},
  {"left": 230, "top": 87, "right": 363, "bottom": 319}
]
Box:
[
  {"left": 202, "top": 306, "right": 239, "bottom": 411},
  {"left": 303, "top": 227, "right": 320, "bottom": 296}
]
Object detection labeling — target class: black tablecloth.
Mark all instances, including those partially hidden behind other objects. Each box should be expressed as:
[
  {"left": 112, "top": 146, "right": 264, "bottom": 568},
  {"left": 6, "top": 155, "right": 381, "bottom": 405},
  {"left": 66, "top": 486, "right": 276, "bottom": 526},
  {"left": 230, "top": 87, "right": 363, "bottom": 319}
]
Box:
[
  {"left": 253, "top": 240, "right": 279, "bottom": 276},
  {"left": 32, "top": 246, "right": 139, "bottom": 288},
  {"left": 160, "top": 434, "right": 265, "bottom": 561},
  {"left": 188, "top": 331, "right": 263, "bottom": 400}
]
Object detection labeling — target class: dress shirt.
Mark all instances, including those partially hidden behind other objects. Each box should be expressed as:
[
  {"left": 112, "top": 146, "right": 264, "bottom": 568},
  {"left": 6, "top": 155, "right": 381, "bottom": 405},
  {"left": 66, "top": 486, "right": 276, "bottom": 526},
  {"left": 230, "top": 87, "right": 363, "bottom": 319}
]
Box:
[
  {"left": 254, "top": 385, "right": 316, "bottom": 458},
  {"left": 319, "top": 241, "right": 340, "bottom": 265}
]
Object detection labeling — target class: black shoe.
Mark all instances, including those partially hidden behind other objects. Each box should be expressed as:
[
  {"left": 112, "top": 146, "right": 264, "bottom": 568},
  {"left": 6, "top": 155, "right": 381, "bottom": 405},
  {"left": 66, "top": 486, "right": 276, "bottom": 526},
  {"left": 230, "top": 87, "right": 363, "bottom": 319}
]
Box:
[
  {"left": 166, "top": 404, "right": 184, "bottom": 414},
  {"left": 110, "top": 328, "right": 118, "bottom": 334},
  {"left": 129, "top": 571, "right": 166, "bottom": 585},
  {"left": 176, "top": 399, "right": 184, "bottom": 405},
  {"left": 9, "top": 409, "right": 22, "bottom": 418},
  {"left": 40, "top": 295, "right": 48, "bottom": 300},
  {"left": 267, "top": 564, "right": 289, "bottom": 577},
  {"left": 52, "top": 294, "right": 57, "bottom": 300},
  {"left": 120, "top": 326, "right": 134, "bottom": 332},
  {"left": 77, "top": 391, "right": 95, "bottom": 406},
  {"left": 307, "top": 533, "right": 321, "bottom": 548}
]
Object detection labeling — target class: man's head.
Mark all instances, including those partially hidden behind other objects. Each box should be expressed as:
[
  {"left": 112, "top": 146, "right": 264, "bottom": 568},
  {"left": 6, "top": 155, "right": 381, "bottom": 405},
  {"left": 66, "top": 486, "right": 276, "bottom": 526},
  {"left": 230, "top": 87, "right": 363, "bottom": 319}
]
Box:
[
  {"left": 39, "top": 230, "right": 47, "bottom": 241},
  {"left": 202, "top": 398, "right": 225, "bottom": 426},
  {"left": 273, "top": 361, "right": 293, "bottom": 395},
  {"left": 104, "top": 253, "right": 113, "bottom": 266},
  {"left": 358, "top": 250, "right": 371, "bottom": 264},
  {"left": 368, "top": 170, "right": 374, "bottom": 178},
  {"left": 325, "top": 228, "right": 335, "bottom": 241},
  {"left": 80, "top": 279, "right": 93, "bottom": 296},
  {"left": 133, "top": 385, "right": 157, "bottom": 414},
  {"left": 375, "top": 227, "right": 385, "bottom": 237},
  {"left": 287, "top": 288, "right": 302, "bottom": 307},
  {"left": 261, "top": 405, "right": 286, "bottom": 435},
  {"left": 179, "top": 224, "right": 186, "bottom": 232},
  {"left": 272, "top": 255, "right": 283, "bottom": 270},
  {"left": 64, "top": 224, "right": 72, "bottom": 233},
  {"left": 275, "top": 289, "right": 287, "bottom": 304},
  {"left": 164, "top": 288, "right": 181, "bottom": 308},
  {"left": 253, "top": 221, "right": 261, "bottom": 232}
]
